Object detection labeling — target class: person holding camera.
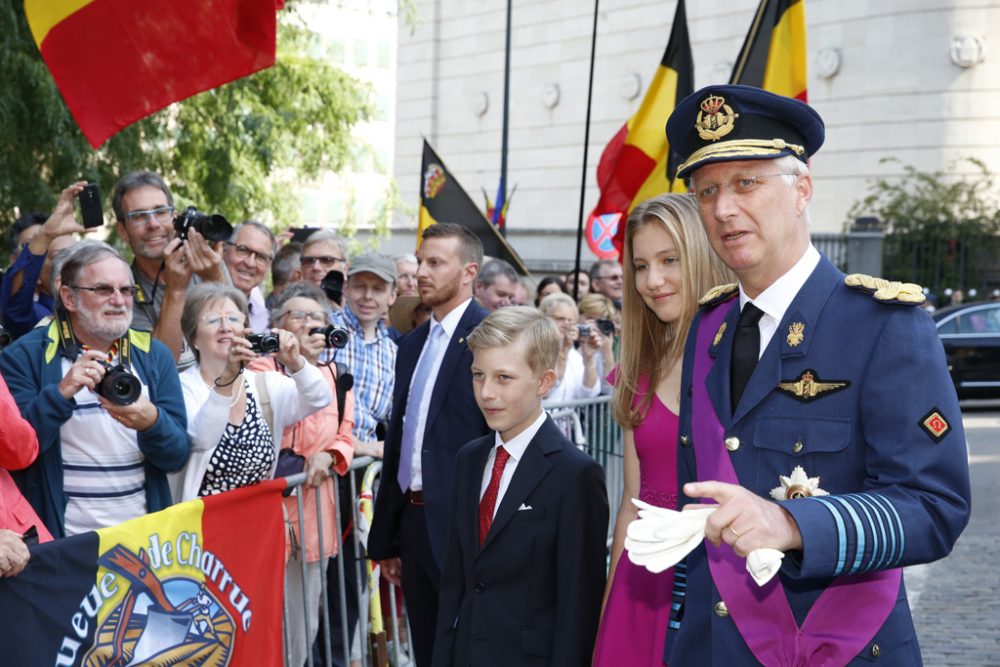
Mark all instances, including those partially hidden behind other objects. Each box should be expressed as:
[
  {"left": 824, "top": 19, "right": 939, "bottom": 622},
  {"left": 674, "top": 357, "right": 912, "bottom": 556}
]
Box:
[
  {"left": 172, "top": 283, "right": 332, "bottom": 502},
  {"left": 112, "top": 171, "right": 228, "bottom": 372},
  {"left": 577, "top": 293, "right": 619, "bottom": 395},
  {"left": 0, "top": 241, "right": 190, "bottom": 539},
  {"left": 538, "top": 292, "right": 601, "bottom": 404},
  {"left": 248, "top": 281, "right": 354, "bottom": 667}
]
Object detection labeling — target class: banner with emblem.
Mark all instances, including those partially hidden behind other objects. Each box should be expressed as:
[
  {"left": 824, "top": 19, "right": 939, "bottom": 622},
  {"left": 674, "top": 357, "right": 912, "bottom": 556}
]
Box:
[
  {"left": 417, "top": 139, "right": 529, "bottom": 274},
  {"left": 589, "top": 0, "right": 693, "bottom": 259},
  {"left": 0, "top": 479, "right": 286, "bottom": 666},
  {"left": 729, "top": 0, "right": 808, "bottom": 101}
]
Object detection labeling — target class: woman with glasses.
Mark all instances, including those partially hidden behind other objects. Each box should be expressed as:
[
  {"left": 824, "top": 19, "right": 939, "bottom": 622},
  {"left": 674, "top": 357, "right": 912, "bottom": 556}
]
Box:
[
  {"left": 593, "top": 194, "right": 732, "bottom": 667},
  {"left": 537, "top": 292, "right": 601, "bottom": 404},
  {"left": 248, "top": 281, "right": 355, "bottom": 667},
  {"left": 171, "top": 283, "right": 332, "bottom": 502}
]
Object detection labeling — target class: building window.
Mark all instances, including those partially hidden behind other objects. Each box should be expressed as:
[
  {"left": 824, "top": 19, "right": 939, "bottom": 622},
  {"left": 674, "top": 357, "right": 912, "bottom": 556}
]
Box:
[{"left": 353, "top": 39, "right": 369, "bottom": 67}]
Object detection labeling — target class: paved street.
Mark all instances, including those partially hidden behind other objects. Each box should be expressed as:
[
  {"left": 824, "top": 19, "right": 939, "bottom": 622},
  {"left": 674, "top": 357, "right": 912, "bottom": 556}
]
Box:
[{"left": 910, "top": 402, "right": 1000, "bottom": 666}]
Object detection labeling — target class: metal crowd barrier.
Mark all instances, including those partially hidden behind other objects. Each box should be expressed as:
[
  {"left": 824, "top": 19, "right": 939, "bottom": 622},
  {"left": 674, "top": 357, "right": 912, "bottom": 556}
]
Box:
[
  {"left": 280, "top": 395, "right": 622, "bottom": 667},
  {"left": 545, "top": 395, "right": 623, "bottom": 542}
]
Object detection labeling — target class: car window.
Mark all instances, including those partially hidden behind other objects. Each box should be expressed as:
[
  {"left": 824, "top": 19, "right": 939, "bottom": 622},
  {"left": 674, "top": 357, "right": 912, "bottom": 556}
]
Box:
[{"left": 946, "top": 307, "right": 1000, "bottom": 334}]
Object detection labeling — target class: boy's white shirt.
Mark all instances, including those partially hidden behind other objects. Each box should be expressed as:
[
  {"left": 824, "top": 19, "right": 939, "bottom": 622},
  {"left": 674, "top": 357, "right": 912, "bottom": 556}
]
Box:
[{"left": 478, "top": 409, "right": 548, "bottom": 519}]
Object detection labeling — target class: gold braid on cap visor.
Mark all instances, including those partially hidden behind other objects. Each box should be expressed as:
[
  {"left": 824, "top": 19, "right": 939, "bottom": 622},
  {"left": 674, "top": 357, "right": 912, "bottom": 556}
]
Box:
[{"left": 677, "top": 138, "right": 806, "bottom": 176}]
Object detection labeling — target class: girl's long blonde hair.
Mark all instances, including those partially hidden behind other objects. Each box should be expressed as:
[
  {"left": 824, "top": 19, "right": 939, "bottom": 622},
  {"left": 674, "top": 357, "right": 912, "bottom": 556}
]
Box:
[{"left": 613, "top": 193, "right": 733, "bottom": 427}]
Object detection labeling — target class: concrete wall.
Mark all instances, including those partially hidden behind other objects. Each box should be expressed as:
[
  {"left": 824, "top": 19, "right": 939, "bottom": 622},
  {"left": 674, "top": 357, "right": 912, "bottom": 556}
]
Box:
[{"left": 384, "top": 0, "right": 1000, "bottom": 272}]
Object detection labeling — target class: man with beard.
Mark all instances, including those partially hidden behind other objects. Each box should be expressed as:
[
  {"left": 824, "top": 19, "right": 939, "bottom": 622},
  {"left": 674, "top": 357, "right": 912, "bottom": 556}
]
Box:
[
  {"left": 369, "top": 223, "right": 491, "bottom": 667},
  {"left": 112, "top": 170, "right": 227, "bottom": 370},
  {"left": 0, "top": 241, "right": 189, "bottom": 539}
]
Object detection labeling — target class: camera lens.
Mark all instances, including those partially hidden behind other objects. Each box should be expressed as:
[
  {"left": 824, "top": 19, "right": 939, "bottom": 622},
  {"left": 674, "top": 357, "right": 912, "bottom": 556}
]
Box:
[
  {"left": 309, "top": 325, "right": 349, "bottom": 349},
  {"left": 96, "top": 364, "right": 141, "bottom": 406},
  {"left": 247, "top": 332, "right": 281, "bottom": 354}
]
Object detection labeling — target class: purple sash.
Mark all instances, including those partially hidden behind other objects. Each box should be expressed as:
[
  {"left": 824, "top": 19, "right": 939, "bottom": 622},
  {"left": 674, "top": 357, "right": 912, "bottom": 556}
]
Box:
[{"left": 691, "top": 303, "right": 902, "bottom": 667}]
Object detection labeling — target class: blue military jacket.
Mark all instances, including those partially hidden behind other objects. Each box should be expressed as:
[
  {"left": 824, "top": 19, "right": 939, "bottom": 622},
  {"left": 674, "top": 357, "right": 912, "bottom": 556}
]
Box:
[{"left": 667, "top": 257, "right": 971, "bottom": 666}]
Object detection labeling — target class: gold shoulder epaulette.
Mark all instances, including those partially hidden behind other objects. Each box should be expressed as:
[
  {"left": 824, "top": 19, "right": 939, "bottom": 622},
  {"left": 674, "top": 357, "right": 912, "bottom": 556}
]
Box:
[
  {"left": 844, "top": 274, "right": 925, "bottom": 305},
  {"left": 698, "top": 283, "right": 739, "bottom": 307}
]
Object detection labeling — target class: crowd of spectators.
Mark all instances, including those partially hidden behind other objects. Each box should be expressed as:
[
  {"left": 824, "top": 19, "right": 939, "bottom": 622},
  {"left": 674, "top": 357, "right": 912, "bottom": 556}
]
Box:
[{"left": 0, "top": 170, "right": 619, "bottom": 665}]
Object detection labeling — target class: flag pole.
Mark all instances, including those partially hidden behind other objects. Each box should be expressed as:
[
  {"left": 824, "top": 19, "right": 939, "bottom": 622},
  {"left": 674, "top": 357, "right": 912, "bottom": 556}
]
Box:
[
  {"left": 572, "top": 0, "right": 600, "bottom": 301},
  {"left": 497, "top": 0, "right": 513, "bottom": 236}
]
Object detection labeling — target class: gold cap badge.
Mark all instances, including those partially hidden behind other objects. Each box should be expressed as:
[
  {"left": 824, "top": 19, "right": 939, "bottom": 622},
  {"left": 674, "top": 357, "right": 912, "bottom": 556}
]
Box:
[{"left": 695, "top": 95, "right": 739, "bottom": 141}]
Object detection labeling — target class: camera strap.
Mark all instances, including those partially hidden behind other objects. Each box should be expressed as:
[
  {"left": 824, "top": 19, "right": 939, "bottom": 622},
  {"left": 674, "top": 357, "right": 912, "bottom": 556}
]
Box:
[{"left": 55, "top": 311, "right": 132, "bottom": 370}]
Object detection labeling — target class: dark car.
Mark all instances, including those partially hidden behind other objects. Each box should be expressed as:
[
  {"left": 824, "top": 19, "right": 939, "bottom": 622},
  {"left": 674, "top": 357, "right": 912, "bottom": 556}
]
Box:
[{"left": 933, "top": 301, "right": 1000, "bottom": 399}]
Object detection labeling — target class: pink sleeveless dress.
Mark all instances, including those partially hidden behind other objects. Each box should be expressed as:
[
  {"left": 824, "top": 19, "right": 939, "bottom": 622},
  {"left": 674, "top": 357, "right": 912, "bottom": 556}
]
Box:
[{"left": 593, "top": 376, "right": 678, "bottom": 666}]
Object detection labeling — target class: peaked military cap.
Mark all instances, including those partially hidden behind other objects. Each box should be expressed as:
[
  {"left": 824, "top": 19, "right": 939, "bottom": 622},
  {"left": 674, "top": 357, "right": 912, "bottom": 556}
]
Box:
[{"left": 666, "top": 84, "right": 825, "bottom": 179}]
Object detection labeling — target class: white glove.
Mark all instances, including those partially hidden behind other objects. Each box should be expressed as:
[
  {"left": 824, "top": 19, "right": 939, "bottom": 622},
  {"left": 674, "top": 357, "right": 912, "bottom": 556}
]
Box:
[{"left": 624, "top": 498, "right": 784, "bottom": 586}]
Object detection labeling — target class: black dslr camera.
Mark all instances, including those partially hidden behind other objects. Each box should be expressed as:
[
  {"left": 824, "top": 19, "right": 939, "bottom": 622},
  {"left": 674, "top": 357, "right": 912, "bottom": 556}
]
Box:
[
  {"left": 309, "top": 325, "right": 349, "bottom": 349},
  {"left": 96, "top": 361, "right": 142, "bottom": 406},
  {"left": 173, "top": 206, "right": 233, "bottom": 243},
  {"left": 320, "top": 270, "right": 345, "bottom": 306},
  {"left": 247, "top": 332, "right": 281, "bottom": 354}
]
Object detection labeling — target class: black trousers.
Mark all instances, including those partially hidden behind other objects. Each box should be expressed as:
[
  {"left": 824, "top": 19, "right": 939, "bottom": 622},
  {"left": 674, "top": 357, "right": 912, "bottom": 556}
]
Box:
[{"left": 399, "top": 502, "right": 441, "bottom": 667}]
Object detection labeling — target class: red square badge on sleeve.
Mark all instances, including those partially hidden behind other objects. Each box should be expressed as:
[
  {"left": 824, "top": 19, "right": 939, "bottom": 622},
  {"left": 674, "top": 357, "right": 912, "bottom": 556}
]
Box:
[{"left": 919, "top": 408, "right": 951, "bottom": 443}]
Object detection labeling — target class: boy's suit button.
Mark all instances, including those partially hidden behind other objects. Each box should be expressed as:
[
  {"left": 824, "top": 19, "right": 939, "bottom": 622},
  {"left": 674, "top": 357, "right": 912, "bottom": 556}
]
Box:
[{"left": 473, "top": 583, "right": 485, "bottom": 593}]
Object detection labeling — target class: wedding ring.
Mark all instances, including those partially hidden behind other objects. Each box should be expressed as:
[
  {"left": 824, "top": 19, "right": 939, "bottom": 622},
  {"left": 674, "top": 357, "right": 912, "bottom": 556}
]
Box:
[{"left": 728, "top": 525, "right": 743, "bottom": 539}]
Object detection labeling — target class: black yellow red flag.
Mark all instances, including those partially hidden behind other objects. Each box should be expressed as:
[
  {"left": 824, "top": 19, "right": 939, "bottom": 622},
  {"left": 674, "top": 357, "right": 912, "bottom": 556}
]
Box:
[
  {"left": 729, "top": 0, "right": 808, "bottom": 101},
  {"left": 588, "top": 0, "right": 694, "bottom": 259},
  {"left": 419, "top": 140, "right": 529, "bottom": 275},
  {"left": 23, "top": 0, "right": 282, "bottom": 148}
]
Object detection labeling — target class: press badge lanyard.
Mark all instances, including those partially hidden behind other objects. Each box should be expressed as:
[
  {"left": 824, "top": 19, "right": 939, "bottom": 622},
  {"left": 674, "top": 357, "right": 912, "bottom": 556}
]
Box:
[{"left": 56, "top": 311, "right": 133, "bottom": 371}]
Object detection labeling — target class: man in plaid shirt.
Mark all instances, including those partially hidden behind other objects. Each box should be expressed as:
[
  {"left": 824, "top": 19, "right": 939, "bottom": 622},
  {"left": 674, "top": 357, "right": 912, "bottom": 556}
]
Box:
[{"left": 322, "top": 252, "right": 398, "bottom": 456}]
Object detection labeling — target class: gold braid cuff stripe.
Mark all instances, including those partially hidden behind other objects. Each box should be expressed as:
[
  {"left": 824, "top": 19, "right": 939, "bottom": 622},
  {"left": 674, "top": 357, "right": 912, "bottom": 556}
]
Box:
[{"left": 677, "top": 139, "right": 806, "bottom": 176}]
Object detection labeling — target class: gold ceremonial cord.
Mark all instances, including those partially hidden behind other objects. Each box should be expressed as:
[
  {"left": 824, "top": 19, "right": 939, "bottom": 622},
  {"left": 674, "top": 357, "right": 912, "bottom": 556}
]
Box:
[{"left": 677, "top": 139, "right": 805, "bottom": 176}]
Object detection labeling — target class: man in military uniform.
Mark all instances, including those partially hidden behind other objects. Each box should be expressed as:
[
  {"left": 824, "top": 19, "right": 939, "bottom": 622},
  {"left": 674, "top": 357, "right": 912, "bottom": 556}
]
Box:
[{"left": 663, "top": 85, "right": 971, "bottom": 665}]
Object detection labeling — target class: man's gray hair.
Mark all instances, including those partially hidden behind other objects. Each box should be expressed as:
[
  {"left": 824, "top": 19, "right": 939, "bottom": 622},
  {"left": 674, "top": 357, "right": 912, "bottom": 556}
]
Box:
[
  {"left": 111, "top": 171, "right": 173, "bottom": 222},
  {"left": 230, "top": 220, "right": 277, "bottom": 254},
  {"left": 395, "top": 252, "right": 418, "bottom": 265},
  {"left": 57, "top": 241, "right": 126, "bottom": 306},
  {"left": 476, "top": 258, "right": 518, "bottom": 288},
  {"left": 303, "top": 229, "right": 349, "bottom": 263},
  {"left": 268, "top": 281, "right": 332, "bottom": 326}
]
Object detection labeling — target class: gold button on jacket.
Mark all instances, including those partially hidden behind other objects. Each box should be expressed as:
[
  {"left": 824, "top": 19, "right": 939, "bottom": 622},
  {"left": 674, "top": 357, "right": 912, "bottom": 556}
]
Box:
[
  {"left": 714, "top": 601, "right": 729, "bottom": 617},
  {"left": 724, "top": 437, "right": 740, "bottom": 452}
]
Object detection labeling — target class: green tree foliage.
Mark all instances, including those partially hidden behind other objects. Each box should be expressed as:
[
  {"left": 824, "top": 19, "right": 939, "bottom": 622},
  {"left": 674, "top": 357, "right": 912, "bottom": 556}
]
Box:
[
  {"left": 847, "top": 157, "right": 1000, "bottom": 293},
  {"left": 0, "top": 2, "right": 370, "bottom": 263}
]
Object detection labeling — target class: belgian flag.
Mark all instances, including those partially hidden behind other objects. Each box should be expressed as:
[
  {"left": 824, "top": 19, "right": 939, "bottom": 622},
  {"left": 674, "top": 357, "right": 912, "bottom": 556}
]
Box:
[
  {"left": 23, "top": 0, "right": 281, "bottom": 148},
  {"left": 729, "top": 0, "right": 808, "bottom": 101},
  {"left": 590, "top": 0, "right": 694, "bottom": 258},
  {"left": 0, "top": 480, "right": 286, "bottom": 666},
  {"left": 418, "top": 139, "right": 529, "bottom": 275}
]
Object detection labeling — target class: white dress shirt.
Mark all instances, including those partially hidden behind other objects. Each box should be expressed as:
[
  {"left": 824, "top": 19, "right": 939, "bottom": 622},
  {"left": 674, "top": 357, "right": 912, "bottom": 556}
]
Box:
[
  {"left": 739, "top": 245, "right": 820, "bottom": 358},
  {"left": 479, "top": 410, "right": 548, "bottom": 519},
  {"left": 407, "top": 298, "right": 473, "bottom": 490}
]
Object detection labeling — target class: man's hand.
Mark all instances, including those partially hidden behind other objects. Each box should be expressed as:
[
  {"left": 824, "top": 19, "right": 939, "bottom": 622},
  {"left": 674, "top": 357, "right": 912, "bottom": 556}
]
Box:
[
  {"left": 184, "top": 229, "right": 226, "bottom": 282},
  {"left": 28, "top": 182, "right": 88, "bottom": 257},
  {"left": 352, "top": 436, "right": 384, "bottom": 459},
  {"left": 0, "top": 529, "right": 30, "bottom": 577},
  {"left": 161, "top": 238, "right": 194, "bottom": 292},
  {"left": 58, "top": 350, "right": 109, "bottom": 399},
  {"left": 274, "top": 329, "right": 305, "bottom": 372},
  {"left": 101, "top": 395, "right": 159, "bottom": 432},
  {"left": 380, "top": 557, "right": 402, "bottom": 587},
  {"left": 684, "top": 481, "right": 803, "bottom": 556}
]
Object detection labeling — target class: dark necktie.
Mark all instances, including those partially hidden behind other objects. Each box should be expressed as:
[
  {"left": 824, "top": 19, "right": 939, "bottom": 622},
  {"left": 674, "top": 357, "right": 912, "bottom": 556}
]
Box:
[
  {"left": 479, "top": 446, "right": 511, "bottom": 546},
  {"left": 731, "top": 303, "right": 764, "bottom": 412}
]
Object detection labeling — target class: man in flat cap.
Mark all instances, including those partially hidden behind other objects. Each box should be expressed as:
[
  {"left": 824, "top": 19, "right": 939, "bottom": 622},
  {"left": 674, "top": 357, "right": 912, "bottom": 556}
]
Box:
[{"left": 662, "top": 85, "right": 970, "bottom": 665}]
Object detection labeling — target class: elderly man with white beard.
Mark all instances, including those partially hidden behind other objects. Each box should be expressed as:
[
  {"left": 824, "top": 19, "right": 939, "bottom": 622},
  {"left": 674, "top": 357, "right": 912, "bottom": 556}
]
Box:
[{"left": 0, "top": 241, "right": 189, "bottom": 539}]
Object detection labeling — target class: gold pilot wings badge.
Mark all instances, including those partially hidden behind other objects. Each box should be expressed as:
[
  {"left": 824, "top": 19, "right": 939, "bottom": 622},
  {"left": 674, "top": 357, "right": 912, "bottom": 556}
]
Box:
[{"left": 776, "top": 369, "right": 850, "bottom": 402}]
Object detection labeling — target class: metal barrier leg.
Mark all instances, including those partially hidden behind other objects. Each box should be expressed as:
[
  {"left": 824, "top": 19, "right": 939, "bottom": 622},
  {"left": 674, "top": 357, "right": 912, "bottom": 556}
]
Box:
[
  {"left": 349, "top": 471, "right": 368, "bottom": 666},
  {"left": 332, "top": 475, "right": 351, "bottom": 667},
  {"left": 316, "top": 480, "right": 333, "bottom": 667}
]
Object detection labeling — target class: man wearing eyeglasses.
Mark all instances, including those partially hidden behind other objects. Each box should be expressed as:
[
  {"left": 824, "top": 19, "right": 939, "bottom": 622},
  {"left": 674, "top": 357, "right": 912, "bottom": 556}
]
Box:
[
  {"left": 0, "top": 241, "right": 189, "bottom": 539},
  {"left": 222, "top": 221, "right": 275, "bottom": 333},
  {"left": 589, "top": 259, "right": 624, "bottom": 306},
  {"left": 300, "top": 230, "right": 349, "bottom": 304},
  {"left": 659, "top": 85, "right": 970, "bottom": 666},
  {"left": 112, "top": 170, "right": 227, "bottom": 371}
]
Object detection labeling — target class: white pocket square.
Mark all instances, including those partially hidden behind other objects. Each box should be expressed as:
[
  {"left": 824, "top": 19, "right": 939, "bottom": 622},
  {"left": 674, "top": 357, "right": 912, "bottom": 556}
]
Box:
[{"left": 518, "top": 503, "right": 533, "bottom": 511}]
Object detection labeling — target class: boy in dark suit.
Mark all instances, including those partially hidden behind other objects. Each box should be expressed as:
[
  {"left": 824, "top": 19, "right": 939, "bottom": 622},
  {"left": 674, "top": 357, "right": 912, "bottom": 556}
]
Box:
[{"left": 433, "top": 307, "right": 609, "bottom": 667}]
